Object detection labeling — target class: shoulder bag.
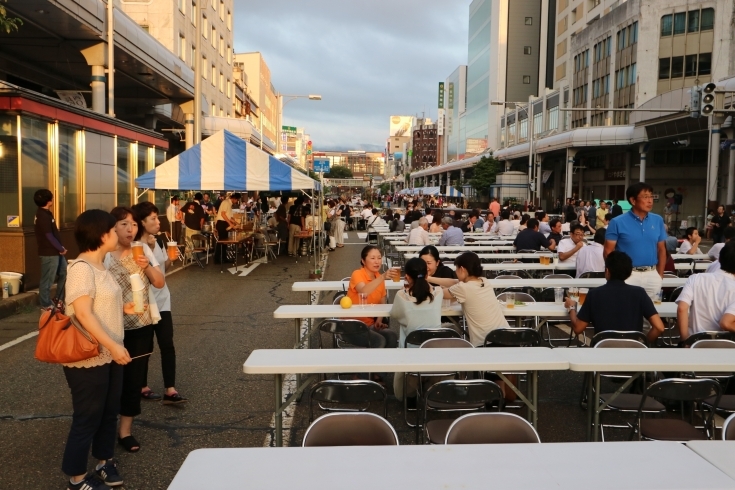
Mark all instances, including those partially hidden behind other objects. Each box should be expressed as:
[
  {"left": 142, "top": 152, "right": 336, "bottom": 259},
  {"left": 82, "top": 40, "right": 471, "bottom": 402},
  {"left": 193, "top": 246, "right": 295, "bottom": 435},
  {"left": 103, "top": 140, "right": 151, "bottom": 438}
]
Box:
[{"left": 35, "top": 261, "right": 99, "bottom": 364}]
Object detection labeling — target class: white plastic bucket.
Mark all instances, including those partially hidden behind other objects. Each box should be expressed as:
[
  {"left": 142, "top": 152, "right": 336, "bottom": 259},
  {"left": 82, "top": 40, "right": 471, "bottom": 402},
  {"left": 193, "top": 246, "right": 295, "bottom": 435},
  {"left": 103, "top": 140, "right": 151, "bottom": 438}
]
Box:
[{"left": 0, "top": 272, "right": 23, "bottom": 295}]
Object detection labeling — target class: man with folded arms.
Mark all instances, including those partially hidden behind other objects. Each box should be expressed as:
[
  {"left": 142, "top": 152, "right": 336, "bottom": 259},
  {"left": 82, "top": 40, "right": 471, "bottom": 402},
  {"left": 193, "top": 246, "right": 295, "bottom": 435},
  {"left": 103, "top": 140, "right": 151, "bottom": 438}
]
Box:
[
  {"left": 565, "top": 251, "right": 664, "bottom": 343},
  {"left": 575, "top": 228, "right": 606, "bottom": 278},
  {"left": 676, "top": 241, "right": 735, "bottom": 341}
]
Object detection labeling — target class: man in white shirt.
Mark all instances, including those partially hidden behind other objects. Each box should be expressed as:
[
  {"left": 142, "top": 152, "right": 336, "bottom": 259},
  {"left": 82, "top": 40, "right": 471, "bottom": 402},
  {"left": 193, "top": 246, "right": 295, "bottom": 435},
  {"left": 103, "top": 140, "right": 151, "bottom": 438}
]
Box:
[
  {"left": 483, "top": 212, "right": 498, "bottom": 234},
  {"left": 366, "top": 208, "right": 387, "bottom": 230},
  {"left": 497, "top": 211, "right": 515, "bottom": 236},
  {"left": 677, "top": 241, "right": 735, "bottom": 340},
  {"left": 575, "top": 228, "right": 606, "bottom": 277},
  {"left": 708, "top": 227, "right": 735, "bottom": 260},
  {"left": 407, "top": 217, "right": 431, "bottom": 245},
  {"left": 166, "top": 195, "right": 182, "bottom": 243},
  {"left": 678, "top": 226, "right": 703, "bottom": 255},
  {"left": 557, "top": 224, "right": 586, "bottom": 269}
]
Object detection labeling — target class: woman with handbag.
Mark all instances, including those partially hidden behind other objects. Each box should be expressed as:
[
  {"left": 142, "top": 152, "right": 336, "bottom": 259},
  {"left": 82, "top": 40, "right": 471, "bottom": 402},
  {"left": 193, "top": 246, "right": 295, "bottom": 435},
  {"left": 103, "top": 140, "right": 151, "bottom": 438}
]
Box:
[
  {"left": 61, "top": 209, "right": 135, "bottom": 490},
  {"left": 105, "top": 207, "right": 165, "bottom": 453},
  {"left": 133, "top": 202, "right": 187, "bottom": 405}
]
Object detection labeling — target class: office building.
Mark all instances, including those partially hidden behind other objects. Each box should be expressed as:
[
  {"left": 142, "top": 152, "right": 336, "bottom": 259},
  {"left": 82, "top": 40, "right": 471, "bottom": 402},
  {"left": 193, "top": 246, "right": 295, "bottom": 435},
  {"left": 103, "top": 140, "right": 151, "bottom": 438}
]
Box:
[
  {"left": 233, "top": 52, "right": 279, "bottom": 146},
  {"left": 411, "top": 119, "right": 438, "bottom": 170},
  {"left": 314, "top": 151, "right": 385, "bottom": 179}
]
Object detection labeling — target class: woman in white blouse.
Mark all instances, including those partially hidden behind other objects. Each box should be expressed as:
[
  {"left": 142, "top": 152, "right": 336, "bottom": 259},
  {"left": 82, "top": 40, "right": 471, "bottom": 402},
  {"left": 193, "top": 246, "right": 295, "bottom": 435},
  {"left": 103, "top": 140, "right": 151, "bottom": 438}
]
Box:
[
  {"left": 679, "top": 226, "right": 703, "bottom": 255},
  {"left": 390, "top": 258, "right": 443, "bottom": 400}
]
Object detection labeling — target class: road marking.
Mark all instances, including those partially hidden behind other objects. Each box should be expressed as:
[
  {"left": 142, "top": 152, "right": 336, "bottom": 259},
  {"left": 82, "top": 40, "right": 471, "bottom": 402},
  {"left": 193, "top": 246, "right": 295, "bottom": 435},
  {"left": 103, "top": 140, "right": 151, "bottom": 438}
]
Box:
[
  {"left": 228, "top": 263, "right": 261, "bottom": 276},
  {"left": 0, "top": 330, "right": 38, "bottom": 353},
  {"left": 357, "top": 233, "right": 367, "bottom": 239}
]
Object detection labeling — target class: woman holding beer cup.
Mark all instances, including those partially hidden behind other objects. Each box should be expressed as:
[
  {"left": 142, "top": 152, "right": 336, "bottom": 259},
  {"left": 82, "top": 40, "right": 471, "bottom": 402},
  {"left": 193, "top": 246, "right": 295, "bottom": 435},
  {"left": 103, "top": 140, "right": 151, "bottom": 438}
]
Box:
[
  {"left": 133, "top": 202, "right": 187, "bottom": 407},
  {"left": 105, "top": 207, "right": 165, "bottom": 453},
  {"left": 344, "top": 245, "right": 399, "bottom": 350}
]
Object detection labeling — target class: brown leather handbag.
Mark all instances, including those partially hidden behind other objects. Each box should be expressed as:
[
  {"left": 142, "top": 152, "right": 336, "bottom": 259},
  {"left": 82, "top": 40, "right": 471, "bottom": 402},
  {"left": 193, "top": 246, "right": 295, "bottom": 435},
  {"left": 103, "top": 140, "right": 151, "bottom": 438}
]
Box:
[{"left": 35, "top": 264, "right": 99, "bottom": 364}]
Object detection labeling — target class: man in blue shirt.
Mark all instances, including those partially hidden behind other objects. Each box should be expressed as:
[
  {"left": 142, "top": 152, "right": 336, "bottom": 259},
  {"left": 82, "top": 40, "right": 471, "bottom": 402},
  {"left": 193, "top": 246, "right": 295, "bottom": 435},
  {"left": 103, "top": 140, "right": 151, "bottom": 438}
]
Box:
[
  {"left": 604, "top": 182, "right": 667, "bottom": 299},
  {"left": 438, "top": 216, "right": 464, "bottom": 246}
]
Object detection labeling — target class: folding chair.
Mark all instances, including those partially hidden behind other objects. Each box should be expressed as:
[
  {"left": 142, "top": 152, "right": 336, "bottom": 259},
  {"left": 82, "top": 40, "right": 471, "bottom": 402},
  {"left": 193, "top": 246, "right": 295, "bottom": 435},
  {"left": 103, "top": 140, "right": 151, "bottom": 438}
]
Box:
[
  {"left": 578, "top": 271, "right": 605, "bottom": 278},
  {"left": 543, "top": 274, "right": 573, "bottom": 280},
  {"left": 445, "top": 412, "right": 540, "bottom": 444},
  {"left": 690, "top": 339, "right": 735, "bottom": 435},
  {"left": 723, "top": 413, "right": 735, "bottom": 440},
  {"left": 264, "top": 229, "right": 279, "bottom": 261},
  {"left": 191, "top": 233, "right": 209, "bottom": 265},
  {"left": 420, "top": 379, "right": 504, "bottom": 444},
  {"left": 302, "top": 413, "right": 398, "bottom": 447},
  {"left": 629, "top": 378, "right": 721, "bottom": 441},
  {"left": 308, "top": 379, "right": 387, "bottom": 422},
  {"left": 317, "top": 319, "right": 372, "bottom": 349}
]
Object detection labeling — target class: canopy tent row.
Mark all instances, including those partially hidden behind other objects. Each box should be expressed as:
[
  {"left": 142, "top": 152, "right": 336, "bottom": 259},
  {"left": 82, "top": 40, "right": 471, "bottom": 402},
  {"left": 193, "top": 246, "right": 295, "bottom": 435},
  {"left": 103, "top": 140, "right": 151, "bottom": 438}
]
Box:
[
  {"left": 397, "top": 186, "right": 441, "bottom": 196},
  {"left": 135, "top": 129, "right": 321, "bottom": 192},
  {"left": 445, "top": 187, "right": 465, "bottom": 198}
]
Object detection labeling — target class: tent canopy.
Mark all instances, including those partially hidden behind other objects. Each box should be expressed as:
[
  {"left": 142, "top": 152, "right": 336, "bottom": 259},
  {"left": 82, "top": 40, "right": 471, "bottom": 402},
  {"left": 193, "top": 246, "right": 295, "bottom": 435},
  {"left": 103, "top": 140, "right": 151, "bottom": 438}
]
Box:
[
  {"left": 135, "top": 129, "right": 320, "bottom": 192},
  {"left": 443, "top": 187, "right": 465, "bottom": 198}
]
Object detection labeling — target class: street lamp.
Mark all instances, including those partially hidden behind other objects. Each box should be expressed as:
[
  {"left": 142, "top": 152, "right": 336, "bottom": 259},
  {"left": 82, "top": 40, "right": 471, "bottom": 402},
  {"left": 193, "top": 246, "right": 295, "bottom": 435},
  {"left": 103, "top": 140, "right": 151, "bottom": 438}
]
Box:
[{"left": 277, "top": 93, "right": 322, "bottom": 156}]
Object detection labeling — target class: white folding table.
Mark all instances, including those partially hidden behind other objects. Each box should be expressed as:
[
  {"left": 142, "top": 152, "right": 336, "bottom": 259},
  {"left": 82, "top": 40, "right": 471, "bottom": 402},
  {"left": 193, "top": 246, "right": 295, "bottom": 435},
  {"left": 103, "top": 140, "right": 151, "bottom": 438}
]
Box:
[
  {"left": 686, "top": 441, "right": 735, "bottom": 480},
  {"left": 243, "top": 347, "right": 569, "bottom": 446},
  {"left": 558, "top": 348, "right": 735, "bottom": 441},
  {"left": 169, "top": 442, "right": 735, "bottom": 489}
]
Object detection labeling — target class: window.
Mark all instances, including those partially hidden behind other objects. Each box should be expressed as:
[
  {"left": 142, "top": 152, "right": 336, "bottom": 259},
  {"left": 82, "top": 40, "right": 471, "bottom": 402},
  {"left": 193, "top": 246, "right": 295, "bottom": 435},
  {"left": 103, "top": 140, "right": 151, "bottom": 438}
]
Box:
[
  {"left": 661, "top": 14, "right": 672, "bottom": 36},
  {"left": 698, "top": 53, "right": 712, "bottom": 75},
  {"left": 607, "top": 36, "right": 612, "bottom": 56},
  {"left": 525, "top": 17, "right": 533, "bottom": 25},
  {"left": 191, "top": 45, "right": 195, "bottom": 68},
  {"left": 20, "top": 118, "right": 49, "bottom": 227},
  {"left": 631, "top": 21, "right": 638, "bottom": 43},
  {"left": 227, "top": 45, "right": 231, "bottom": 64},
  {"left": 604, "top": 74, "right": 610, "bottom": 94},
  {"left": 219, "top": 72, "right": 224, "bottom": 92},
  {"left": 219, "top": 36, "right": 224, "bottom": 57},
  {"left": 202, "top": 16, "right": 207, "bottom": 37},
  {"left": 57, "top": 126, "right": 80, "bottom": 225},
  {"left": 139, "top": 24, "right": 149, "bottom": 32},
  {"left": 685, "top": 54, "right": 698, "bottom": 77},
  {"left": 659, "top": 58, "right": 671, "bottom": 79},
  {"left": 617, "top": 29, "right": 626, "bottom": 50},
  {"left": 226, "top": 79, "right": 231, "bottom": 98},
  {"left": 191, "top": 0, "right": 196, "bottom": 26},
  {"left": 227, "top": 9, "right": 232, "bottom": 29},
  {"left": 627, "top": 63, "right": 636, "bottom": 85},
  {"left": 179, "top": 34, "right": 186, "bottom": 61},
  {"left": 220, "top": 108, "right": 224, "bottom": 117},
  {"left": 671, "top": 56, "right": 684, "bottom": 78},
  {"left": 673, "top": 12, "right": 686, "bottom": 34},
  {"left": 701, "top": 8, "right": 714, "bottom": 30},
  {"left": 523, "top": 75, "right": 531, "bottom": 84},
  {"left": 212, "top": 103, "right": 216, "bottom": 115},
  {"left": 585, "top": 49, "right": 589, "bottom": 67},
  {"left": 548, "top": 106, "right": 559, "bottom": 131},
  {"left": 524, "top": 46, "right": 532, "bottom": 55},
  {"left": 211, "top": 64, "right": 216, "bottom": 85},
  {"left": 219, "top": 0, "right": 224, "bottom": 20},
  {"left": 178, "top": 0, "right": 185, "bottom": 13},
  {"left": 687, "top": 10, "right": 699, "bottom": 32},
  {"left": 202, "top": 56, "right": 207, "bottom": 79},
  {"left": 211, "top": 26, "right": 216, "bottom": 46}
]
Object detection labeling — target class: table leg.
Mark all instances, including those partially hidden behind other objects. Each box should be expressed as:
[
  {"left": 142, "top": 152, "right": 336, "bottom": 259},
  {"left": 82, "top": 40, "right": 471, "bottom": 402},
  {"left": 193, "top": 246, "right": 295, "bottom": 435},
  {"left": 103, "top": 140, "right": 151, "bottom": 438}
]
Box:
[
  {"left": 586, "top": 372, "right": 594, "bottom": 441},
  {"left": 515, "top": 316, "right": 522, "bottom": 328},
  {"left": 274, "top": 373, "right": 283, "bottom": 447},
  {"left": 532, "top": 370, "right": 538, "bottom": 428},
  {"left": 295, "top": 318, "right": 302, "bottom": 389},
  {"left": 593, "top": 373, "right": 601, "bottom": 442}
]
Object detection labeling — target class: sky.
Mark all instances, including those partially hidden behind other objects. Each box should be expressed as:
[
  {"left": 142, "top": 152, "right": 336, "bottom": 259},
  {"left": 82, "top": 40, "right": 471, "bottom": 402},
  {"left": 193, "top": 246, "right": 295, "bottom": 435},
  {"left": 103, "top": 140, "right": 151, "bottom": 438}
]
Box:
[{"left": 232, "top": 0, "right": 471, "bottom": 152}]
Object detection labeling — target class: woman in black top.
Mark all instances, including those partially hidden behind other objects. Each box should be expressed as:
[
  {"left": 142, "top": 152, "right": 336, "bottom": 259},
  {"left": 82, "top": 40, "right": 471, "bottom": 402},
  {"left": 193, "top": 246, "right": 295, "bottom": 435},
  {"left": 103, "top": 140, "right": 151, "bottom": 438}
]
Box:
[
  {"left": 419, "top": 245, "right": 458, "bottom": 288},
  {"left": 712, "top": 205, "right": 730, "bottom": 243}
]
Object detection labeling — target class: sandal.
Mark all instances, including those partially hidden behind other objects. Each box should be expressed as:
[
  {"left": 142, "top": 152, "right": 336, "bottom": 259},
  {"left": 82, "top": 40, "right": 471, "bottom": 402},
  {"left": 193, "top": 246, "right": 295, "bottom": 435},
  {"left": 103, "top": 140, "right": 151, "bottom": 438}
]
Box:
[
  {"left": 141, "top": 389, "right": 162, "bottom": 401},
  {"left": 118, "top": 435, "right": 140, "bottom": 453}
]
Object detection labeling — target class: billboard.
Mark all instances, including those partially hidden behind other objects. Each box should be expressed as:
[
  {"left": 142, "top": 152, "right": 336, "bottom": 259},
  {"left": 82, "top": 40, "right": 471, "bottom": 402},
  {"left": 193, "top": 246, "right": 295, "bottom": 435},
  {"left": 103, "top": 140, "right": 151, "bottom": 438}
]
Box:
[{"left": 389, "top": 116, "right": 412, "bottom": 137}]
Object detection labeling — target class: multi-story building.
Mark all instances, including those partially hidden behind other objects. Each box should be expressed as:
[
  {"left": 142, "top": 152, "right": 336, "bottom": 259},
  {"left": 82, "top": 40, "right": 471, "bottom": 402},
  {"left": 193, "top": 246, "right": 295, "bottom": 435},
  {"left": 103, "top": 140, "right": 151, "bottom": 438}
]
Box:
[
  {"left": 314, "top": 151, "right": 385, "bottom": 179},
  {"left": 411, "top": 119, "right": 438, "bottom": 171},
  {"left": 233, "top": 52, "right": 278, "bottom": 145},
  {"left": 121, "top": 0, "right": 234, "bottom": 118},
  {"left": 232, "top": 63, "right": 259, "bottom": 123},
  {"left": 443, "top": 65, "right": 467, "bottom": 163}
]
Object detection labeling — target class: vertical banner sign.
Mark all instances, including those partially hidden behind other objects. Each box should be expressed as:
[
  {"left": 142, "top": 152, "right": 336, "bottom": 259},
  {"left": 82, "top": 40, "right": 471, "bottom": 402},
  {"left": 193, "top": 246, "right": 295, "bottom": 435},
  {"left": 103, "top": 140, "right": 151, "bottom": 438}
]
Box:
[
  {"left": 438, "top": 82, "right": 445, "bottom": 109},
  {"left": 448, "top": 83, "right": 455, "bottom": 110},
  {"left": 437, "top": 108, "right": 445, "bottom": 136}
]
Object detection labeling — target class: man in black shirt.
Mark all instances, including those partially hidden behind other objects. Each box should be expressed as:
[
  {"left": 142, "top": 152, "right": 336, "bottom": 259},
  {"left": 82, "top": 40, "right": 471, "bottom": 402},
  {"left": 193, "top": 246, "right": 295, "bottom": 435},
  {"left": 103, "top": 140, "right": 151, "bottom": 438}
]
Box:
[
  {"left": 513, "top": 218, "right": 556, "bottom": 251},
  {"left": 183, "top": 192, "right": 206, "bottom": 240},
  {"left": 564, "top": 198, "right": 578, "bottom": 223},
  {"left": 548, "top": 218, "right": 564, "bottom": 247},
  {"left": 33, "top": 189, "right": 67, "bottom": 309},
  {"left": 460, "top": 212, "right": 479, "bottom": 233},
  {"left": 565, "top": 251, "right": 664, "bottom": 343},
  {"left": 611, "top": 199, "right": 623, "bottom": 218}
]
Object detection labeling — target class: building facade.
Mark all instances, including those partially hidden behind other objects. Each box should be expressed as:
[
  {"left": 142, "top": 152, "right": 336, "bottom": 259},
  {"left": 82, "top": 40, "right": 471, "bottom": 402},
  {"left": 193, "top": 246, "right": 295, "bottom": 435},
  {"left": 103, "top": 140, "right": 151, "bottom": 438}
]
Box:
[
  {"left": 411, "top": 119, "right": 438, "bottom": 170},
  {"left": 315, "top": 151, "right": 385, "bottom": 180},
  {"left": 233, "top": 52, "right": 278, "bottom": 145}
]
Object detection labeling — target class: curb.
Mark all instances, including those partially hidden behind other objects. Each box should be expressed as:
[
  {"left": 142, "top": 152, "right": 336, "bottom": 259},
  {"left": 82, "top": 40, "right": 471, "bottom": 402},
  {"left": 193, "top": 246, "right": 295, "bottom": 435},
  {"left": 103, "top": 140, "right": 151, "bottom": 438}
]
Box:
[{"left": 0, "top": 292, "right": 39, "bottom": 320}]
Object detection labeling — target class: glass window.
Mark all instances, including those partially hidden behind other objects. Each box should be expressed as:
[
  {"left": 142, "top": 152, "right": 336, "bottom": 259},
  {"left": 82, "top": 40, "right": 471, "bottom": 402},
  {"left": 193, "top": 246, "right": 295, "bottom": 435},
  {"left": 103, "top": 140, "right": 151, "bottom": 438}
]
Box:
[
  {"left": 153, "top": 149, "right": 167, "bottom": 213},
  {"left": 685, "top": 54, "right": 698, "bottom": 77},
  {"left": 687, "top": 10, "right": 699, "bottom": 32},
  {"left": 191, "top": 0, "right": 196, "bottom": 25},
  {"left": 607, "top": 36, "right": 612, "bottom": 56},
  {"left": 628, "top": 63, "right": 636, "bottom": 85},
  {"left": 178, "top": 0, "right": 185, "bottom": 13},
  {"left": 674, "top": 12, "right": 686, "bottom": 34},
  {"left": 632, "top": 22, "right": 638, "bottom": 43},
  {"left": 661, "top": 15, "right": 672, "bottom": 36},
  {"left": 698, "top": 53, "right": 712, "bottom": 75},
  {"left": 21, "top": 117, "right": 49, "bottom": 228},
  {"left": 659, "top": 58, "right": 671, "bottom": 79},
  {"left": 116, "top": 139, "right": 131, "bottom": 206},
  {"left": 523, "top": 75, "right": 531, "bottom": 84},
  {"left": 137, "top": 145, "right": 149, "bottom": 203},
  {"left": 211, "top": 65, "right": 216, "bottom": 85},
  {"left": 701, "top": 8, "right": 714, "bottom": 30},
  {"left": 605, "top": 74, "right": 610, "bottom": 94},
  {"left": 525, "top": 17, "right": 532, "bottom": 25},
  {"left": 179, "top": 34, "right": 186, "bottom": 61},
  {"left": 202, "top": 56, "right": 207, "bottom": 79},
  {"left": 57, "top": 126, "right": 79, "bottom": 226},
  {"left": 227, "top": 10, "right": 232, "bottom": 30},
  {"left": 524, "top": 46, "right": 532, "bottom": 55},
  {"left": 585, "top": 50, "right": 589, "bottom": 67},
  {"left": 671, "top": 56, "right": 684, "bottom": 78},
  {"left": 0, "top": 115, "right": 19, "bottom": 230},
  {"left": 227, "top": 45, "right": 231, "bottom": 64},
  {"left": 191, "top": 45, "right": 195, "bottom": 68},
  {"left": 547, "top": 106, "right": 559, "bottom": 130},
  {"left": 211, "top": 26, "right": 216, "bottom": 46},
  {"left": 202, "top": 16, "right": 207, "bottom": 37}
]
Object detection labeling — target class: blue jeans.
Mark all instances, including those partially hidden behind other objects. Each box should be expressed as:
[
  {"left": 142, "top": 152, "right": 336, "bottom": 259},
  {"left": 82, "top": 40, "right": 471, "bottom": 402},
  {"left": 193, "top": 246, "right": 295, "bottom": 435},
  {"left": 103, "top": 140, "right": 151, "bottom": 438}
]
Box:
[{"left": 39, "top": 255, "right": 67, "bottom": 308}]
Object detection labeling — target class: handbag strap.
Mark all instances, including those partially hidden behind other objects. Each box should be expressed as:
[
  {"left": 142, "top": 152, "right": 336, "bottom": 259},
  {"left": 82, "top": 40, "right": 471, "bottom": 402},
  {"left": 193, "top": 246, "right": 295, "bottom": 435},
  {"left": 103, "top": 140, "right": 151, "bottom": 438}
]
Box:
[{"left": 44, "top": 260, "right": 93, "bottom": 328}]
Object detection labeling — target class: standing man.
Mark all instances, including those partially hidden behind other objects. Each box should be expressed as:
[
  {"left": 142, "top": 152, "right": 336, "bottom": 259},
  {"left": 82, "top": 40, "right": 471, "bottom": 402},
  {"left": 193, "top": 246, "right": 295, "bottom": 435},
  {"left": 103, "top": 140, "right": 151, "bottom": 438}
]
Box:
[
  {"left": 183, "top": 193, "right": 206, "bottom": 240},
  {"left": 712, "top": 205, "right": 730, "bottom": 244},
  {"left": 201, "top": 192, "right": 215, "bottom": 217},
  {"left": 587, "top": 200, "right": 597, "bottom": 229},
  {"left": 34, "top": 189, "right": 67, "bottom": 309},
  {"left": 596, "top": 201, "right": 607, "bottom": 230},
  {"left": 611, "top": 199, "right": 623, "bottom": 218},
  {"left": 166, "top": 195, "right": 182, "bottom": 243},
  {"left": 604, "top": 183, "right": 667, "bottom": 299},
  {"left": 489, "top": 197, "right": 501, "bottom": 219}
]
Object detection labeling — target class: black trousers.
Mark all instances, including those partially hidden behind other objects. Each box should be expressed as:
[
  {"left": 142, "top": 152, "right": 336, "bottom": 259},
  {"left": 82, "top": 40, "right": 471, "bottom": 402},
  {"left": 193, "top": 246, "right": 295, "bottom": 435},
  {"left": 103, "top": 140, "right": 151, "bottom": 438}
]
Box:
[
  {"left": 120, "top": 325, "right": 154, "bottom": 417},
  {"left": 215, "top": 220, "right": 230, "bottom": 263},
  {"left": 144, "top": 311, "right": 176, "bottom": 389},
  {"left": 62, "top": 362, "right": 123, "bottom": 476}
]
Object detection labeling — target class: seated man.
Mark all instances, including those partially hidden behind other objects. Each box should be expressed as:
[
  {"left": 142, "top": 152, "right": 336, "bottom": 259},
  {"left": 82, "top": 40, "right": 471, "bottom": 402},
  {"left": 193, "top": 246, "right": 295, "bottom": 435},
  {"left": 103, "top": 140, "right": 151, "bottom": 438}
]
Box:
[
  {"left": 538, "top": 212, "right": 551, "bottom": 234},
  {"left": 438, "top": 216, "right": 464, "bottom": 246},
  {"left": 460, "top": 211, "right": 480, "bottom": 233},
  {"left": 483, "top": 212, "right": 498, "bottom": 234},
  {"left": 513, "top": 218, "right": 556, "bottom": 251},
  {"left": 407, "top": 217, "right": 431, "bottom": 246},
  {"left": 576, "top": 228, "right": 606, "bottom": 278},
  {"left": 548, "top": 218, "right": 564, "bottom": 245},
  {"left": 565, "top": 251, "right": 664, "bottom": 343},
  {"left": 706, "top": 227, "right": 735, "bottom": 272},
  {"left": 676, "top": 241, "right": 735, "bottom": 340},
  {"left": 366, "top": 208, "right": 387, "bottom": 230},
  {"left": 557, "top": 224, "right": 586, "bottom": 270},
  {"left": 678, "top": 226, "right": 703, "bottom": 255}
]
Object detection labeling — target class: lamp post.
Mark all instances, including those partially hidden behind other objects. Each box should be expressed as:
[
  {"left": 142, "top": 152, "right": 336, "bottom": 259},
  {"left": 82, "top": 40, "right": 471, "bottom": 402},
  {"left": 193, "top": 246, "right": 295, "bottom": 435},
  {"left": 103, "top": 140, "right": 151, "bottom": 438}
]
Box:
[{"left": 276, "top": 94, "right": 321, "bottom": 156}]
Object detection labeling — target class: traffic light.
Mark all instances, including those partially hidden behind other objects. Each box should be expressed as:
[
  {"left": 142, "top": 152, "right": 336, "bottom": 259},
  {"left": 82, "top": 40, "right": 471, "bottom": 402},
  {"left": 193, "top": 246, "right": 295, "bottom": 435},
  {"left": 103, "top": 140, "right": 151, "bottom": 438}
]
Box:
[
  {"left": 690, "top": 85, "right": 700, "bottom": 118},
  {"left": 700, "top": 82, "right": 717, "bottom": 116}
]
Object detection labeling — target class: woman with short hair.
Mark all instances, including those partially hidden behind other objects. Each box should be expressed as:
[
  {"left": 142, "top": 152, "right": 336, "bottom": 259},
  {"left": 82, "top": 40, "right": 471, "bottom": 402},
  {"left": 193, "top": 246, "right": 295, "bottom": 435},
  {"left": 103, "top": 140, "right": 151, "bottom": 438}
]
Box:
[{"left": 419, "top": 245, "right": 458, "bottom": 288}]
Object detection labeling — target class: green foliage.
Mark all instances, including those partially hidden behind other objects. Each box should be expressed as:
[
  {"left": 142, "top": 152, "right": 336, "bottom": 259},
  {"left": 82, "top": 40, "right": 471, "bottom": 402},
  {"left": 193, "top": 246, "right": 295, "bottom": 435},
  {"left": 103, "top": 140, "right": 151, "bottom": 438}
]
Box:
[
  {"left": 469, "top": 155, "right": 500, "bottom": 197},
  {"left": 308, "top": 170, "right": 321, "bottom": 181},
  {"left": 0, "top": 1, "right": 22, "bottom": 34},
  {"left": 379, "top": 182, "right": 391, "bottom": 195},
  {"left": 325, "top": 165, "right": 353, "bottom": 179}
]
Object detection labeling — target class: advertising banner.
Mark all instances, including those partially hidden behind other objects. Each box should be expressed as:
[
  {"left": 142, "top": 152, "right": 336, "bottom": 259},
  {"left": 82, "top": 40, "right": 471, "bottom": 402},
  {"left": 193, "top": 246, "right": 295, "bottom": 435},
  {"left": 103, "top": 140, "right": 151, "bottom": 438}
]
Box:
[{"left": 389, "top": 116, "right": 412, "bottom": 137}]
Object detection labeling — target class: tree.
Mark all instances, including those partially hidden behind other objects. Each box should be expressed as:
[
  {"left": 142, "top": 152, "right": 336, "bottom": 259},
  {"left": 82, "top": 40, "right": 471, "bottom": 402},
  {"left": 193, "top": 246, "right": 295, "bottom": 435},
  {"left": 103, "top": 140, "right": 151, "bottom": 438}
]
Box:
[
  {"left": 379, "top": 182, "right": 391, "bottom": 195},
  {"left": 325, "top": 165, "right": 352, "bottom": 179},
  {"left": 308, "top": 170, "right": 321, "bottom": 181},
  {"left": 0, "top": 1, "right": 22, "bottom": 34},
  {"left": 469, "top": 154, "right": 501, "bottom": 197}
]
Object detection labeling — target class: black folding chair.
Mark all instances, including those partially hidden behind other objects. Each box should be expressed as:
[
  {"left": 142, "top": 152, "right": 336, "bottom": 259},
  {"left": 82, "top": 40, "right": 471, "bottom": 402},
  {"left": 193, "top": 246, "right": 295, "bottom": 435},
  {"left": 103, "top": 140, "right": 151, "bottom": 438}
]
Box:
[{"left": 309, "top": 379, "right": 388, "bottom": 422}]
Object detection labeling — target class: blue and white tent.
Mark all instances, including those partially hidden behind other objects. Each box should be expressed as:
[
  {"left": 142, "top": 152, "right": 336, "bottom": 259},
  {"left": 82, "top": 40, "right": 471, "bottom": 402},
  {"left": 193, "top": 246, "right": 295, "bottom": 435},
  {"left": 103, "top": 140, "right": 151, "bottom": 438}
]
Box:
[
  {"left": 443, "top": 186, "right": 465, "bottom": 198},
  {"left": 135, "top": 129, "right": 320, "bottom": 192}
]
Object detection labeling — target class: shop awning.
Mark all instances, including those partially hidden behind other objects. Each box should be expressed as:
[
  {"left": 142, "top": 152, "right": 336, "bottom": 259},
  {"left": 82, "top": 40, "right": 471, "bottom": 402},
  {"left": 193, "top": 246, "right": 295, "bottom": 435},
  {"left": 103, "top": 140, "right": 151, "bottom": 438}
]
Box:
[
  {"left": 135, "top": 129, "right": 320, "bottom": 191},
  {"left": 443, "top": 187, "right": 465, "bottom": 198}
]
